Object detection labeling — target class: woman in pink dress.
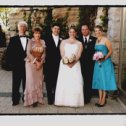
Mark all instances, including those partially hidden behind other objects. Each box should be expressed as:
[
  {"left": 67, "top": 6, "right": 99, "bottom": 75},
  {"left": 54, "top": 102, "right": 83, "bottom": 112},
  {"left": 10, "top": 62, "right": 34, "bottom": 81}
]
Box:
[{"left": 24, "top": 27, "right": 46, "bottom": 107}]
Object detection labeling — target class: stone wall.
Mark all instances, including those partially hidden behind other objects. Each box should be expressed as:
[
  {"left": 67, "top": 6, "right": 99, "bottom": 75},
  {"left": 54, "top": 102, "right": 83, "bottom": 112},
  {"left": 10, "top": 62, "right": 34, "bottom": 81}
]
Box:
[
  {"left": 107, "top": 8, "right": 122, "bottom": 81},
  {"left": 7, "top": 7, "right": 79, "bottom": 40}
]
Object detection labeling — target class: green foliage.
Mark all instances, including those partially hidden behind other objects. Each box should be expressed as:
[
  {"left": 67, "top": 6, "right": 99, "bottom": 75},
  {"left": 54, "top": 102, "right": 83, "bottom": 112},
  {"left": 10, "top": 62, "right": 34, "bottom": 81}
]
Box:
[
  {"left": 43, "top": 7, "right": 99, "bottom": 38},
  {"left": 0, "top": 8, "right": 12, "bottom": 28},
  {"left": 43, "top": 7, "right": 70, "bottom": 38},
  {"left": 52, "top": 8, "right": 70, "bottom": 38},
  {"left": 52, "top": 17, "right": 69, "bottom": 38},
  {"left": 0, "top": 7, "right": 104, "bottom": 37},
  {"left": 78, "top": 7, "right": 98, "bottom": 32},
  {"left": 23, "top": 7, "right": 34, "bottom": 37},
  {"left": 42, "top": 7, "right": 53, "bottom": 36},
  {"left": 100, "top": 7, "right": 109, "bottom": 32}
]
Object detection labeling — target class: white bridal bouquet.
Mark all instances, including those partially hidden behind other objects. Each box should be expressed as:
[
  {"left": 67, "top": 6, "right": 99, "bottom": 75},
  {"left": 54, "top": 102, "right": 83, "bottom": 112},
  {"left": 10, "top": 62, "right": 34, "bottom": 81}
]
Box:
[{"left": 62, "top": 54, "right": 76, "bottom": 64}]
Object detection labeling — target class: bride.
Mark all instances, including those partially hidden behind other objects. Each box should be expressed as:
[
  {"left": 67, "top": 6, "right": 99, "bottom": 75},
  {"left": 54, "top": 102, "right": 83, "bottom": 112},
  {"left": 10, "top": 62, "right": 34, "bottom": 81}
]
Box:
[{"left": 54, "top": 27, "right": 84, "bottom": 107}]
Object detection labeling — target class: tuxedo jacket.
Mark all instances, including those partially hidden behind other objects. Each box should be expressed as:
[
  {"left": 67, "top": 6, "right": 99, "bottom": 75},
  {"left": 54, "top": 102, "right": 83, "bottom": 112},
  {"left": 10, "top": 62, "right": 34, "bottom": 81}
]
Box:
[
  {"left": 43, "top": 34, "right": 62, "bottom": 81},
  {"left": 6, "top": 35, "right": 29, "bottom": 71},
  {"left": 78, "top": 35, "right": 96, "bottom": 73}
]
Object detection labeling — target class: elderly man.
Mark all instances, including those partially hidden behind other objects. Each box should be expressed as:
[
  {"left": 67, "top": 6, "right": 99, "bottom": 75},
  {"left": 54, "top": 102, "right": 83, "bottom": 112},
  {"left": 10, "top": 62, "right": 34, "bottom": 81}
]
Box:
[{"left": 7, "top": 21, "right": 29, "bottom": 106}]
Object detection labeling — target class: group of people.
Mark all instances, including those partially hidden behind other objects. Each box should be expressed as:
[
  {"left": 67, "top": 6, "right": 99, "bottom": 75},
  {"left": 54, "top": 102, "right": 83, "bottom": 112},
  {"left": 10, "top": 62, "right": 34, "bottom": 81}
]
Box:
[{"left": 6, "top": 20, "right": 117, "bottom": 108}]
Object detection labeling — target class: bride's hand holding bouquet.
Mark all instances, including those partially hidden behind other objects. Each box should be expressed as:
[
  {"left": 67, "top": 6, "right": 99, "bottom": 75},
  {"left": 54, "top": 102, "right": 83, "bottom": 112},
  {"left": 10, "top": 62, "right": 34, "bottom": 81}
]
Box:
[{"left": 62, "top": 54, "right": 76, "bottom": 68}]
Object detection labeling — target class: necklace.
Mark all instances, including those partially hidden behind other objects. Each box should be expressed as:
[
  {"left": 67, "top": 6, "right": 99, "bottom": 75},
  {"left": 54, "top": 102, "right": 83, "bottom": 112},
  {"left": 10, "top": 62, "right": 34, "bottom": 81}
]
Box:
[{"left": 97, "top": 36, "right": 103, "bottom": 43}]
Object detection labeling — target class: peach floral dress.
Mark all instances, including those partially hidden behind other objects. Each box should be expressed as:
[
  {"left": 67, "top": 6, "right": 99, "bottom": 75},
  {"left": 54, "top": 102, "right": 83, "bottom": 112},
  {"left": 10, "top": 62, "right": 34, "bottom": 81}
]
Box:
[{"left": 24, "top": 38, "right": 46, "bottom": 106}]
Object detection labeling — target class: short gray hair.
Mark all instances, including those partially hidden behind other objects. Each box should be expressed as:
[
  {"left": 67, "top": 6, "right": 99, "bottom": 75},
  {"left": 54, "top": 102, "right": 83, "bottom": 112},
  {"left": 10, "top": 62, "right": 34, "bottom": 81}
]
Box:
[{"left": 18, "top": 21, "right": 28, "bottom": 28}]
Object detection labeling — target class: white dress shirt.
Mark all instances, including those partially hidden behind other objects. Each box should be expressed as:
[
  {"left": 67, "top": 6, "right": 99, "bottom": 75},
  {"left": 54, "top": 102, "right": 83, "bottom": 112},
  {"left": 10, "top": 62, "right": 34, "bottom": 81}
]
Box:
[
  {"left": 20, "top": 36, "right": 27, "bottom": 51},
  {"left": 52, "top": 34, "right": 59, "bottom": 47},
  {"left": 83, "top": 35, "right": 89, "bottom": 43}
]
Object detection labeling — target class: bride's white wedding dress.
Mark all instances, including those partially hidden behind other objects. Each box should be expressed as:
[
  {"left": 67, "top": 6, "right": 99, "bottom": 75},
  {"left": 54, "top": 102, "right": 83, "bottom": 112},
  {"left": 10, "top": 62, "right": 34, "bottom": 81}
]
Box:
[{"left": 54, "top": 42, "right": 84, "bottom": 107}]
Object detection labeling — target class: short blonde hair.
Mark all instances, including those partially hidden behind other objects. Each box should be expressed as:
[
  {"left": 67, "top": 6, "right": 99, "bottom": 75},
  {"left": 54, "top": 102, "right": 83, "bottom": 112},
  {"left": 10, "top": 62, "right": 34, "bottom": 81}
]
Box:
[{"left": 18, "top": 21, "right": 28, "bottom": 29}]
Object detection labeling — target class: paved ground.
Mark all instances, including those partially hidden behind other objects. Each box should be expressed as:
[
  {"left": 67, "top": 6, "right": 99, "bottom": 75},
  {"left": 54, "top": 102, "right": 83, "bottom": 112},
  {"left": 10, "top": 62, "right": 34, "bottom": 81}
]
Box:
[{"left": 0, "top": 68, "right": 126, "bottom": 114}]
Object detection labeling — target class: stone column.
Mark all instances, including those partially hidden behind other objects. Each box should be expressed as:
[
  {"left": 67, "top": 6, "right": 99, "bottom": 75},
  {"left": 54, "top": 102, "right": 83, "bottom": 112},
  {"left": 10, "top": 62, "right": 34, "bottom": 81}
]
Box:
[{"left": 107, "top": 7, "right": 122, "bottom": 80}]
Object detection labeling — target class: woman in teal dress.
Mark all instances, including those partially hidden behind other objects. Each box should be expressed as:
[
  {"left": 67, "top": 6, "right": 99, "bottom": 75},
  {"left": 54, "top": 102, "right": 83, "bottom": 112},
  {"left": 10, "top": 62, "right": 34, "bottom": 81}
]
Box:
[{"left": 92, "top": 25, "right": 117, "bottom": 107}]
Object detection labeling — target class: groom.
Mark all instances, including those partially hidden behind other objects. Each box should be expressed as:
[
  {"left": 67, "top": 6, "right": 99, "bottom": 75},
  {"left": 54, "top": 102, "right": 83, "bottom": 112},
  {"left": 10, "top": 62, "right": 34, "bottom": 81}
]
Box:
[
  {"left": 79, "top": 24, "right": 96, "bottom": 104},
  {"left": 44, "top": 23, "right": 62, "bottom": 105}
]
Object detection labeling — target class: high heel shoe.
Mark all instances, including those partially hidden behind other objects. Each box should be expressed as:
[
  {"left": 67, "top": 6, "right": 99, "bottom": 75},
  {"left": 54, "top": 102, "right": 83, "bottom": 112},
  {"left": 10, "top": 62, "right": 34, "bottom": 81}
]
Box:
[
  {"left": 97, "top": 100, "right": 107, "bottom": 107},
  {"left": 32, "top": 102, "right": 38, "bottom": 107},
  {"left": 95, "top": 100, "right": 101, "bottom": 106},
  {"left": 95, "top": 103, "right": 100, "bottom": 106}
]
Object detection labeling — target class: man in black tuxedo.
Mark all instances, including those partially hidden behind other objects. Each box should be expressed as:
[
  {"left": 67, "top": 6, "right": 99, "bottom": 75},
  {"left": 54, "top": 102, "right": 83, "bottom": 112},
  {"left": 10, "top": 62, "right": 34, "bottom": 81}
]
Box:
[
  {"left": 79, "top": 24, "right": 96, "bottom": 104},
  {"left": 44, "top": 23, "right": 62, "bottom": 105},
  {"left": 6, "top": 21, "right": 29, "bottom": 106}
]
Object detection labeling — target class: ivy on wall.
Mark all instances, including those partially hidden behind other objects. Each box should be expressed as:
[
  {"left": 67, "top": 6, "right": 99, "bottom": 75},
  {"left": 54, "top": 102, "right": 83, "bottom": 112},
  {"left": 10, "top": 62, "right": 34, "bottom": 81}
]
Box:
[
  {"left": 43, "top": 7, "right": 99, "bottom": 38},
  {"left": 77, "top": 7, "right": 98, "bottom": 34},
  {"left": 43, "top": 7, "right": 53, "bottom": 36},
  {"left": 99, "top": 7, "right": 109, "bottom": 32},
  {"left": 6, "top": 7, "right": 100, "bottom": 38},
  {"left": 0, "top": 8, "right": 12, "bottom": 29},
  {"left": 43, "top": 7, "right": 70, "bottom": 38},
  {"left": 23, "top": 7, "right": 34, "bottom": 37}
]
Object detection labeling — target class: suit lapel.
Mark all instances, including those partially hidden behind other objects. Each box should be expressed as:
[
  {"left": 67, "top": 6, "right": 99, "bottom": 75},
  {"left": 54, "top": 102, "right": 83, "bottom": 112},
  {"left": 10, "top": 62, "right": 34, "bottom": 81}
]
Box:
[
  {"left": 17, "top": 35, "right": 24, "bottom": 52},
  {"left": 18, "top": 35, "right": 29, "bottom": 52},
  {"left": 51, "top": 35, "right": 57, "bottom": 48},
  {"left": 57, "top": 38, "right": 61, "bottom": 49},
  {"left": 88, "top": 36, "right": 93, "bottom": 45},
  {"left": 51, "top": 35, "right": 61, "bottom": 49},
  {"left": 25, "top": 38, "right": 29, "bottom": 51},
  {"left": 80, "top": 35, "right": 85, "bottom": 47},
  {"left": 81, "top": 35, "right": 92, "bottom": 49}
]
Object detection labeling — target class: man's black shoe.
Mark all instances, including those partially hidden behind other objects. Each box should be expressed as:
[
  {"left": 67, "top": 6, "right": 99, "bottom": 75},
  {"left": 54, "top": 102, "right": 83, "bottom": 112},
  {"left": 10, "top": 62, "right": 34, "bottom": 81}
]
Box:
[
  {"left": 12, "top": 102, "right": 19, "bottom": 106},
  {"left": 22, "top": 97, "right": 24, "bottom": 102},
  {"left": 48, "top": 102, "right": 54, "bottom": 105},
  {"left": 85, "top": 101, "right": 90, "bottom": 104}
]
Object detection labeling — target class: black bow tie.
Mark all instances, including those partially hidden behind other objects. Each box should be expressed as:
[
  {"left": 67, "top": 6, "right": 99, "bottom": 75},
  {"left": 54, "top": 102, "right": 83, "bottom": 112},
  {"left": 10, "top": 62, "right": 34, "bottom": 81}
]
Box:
[{"left": 20, "top": 35, "right": 26, "bottom": 38}]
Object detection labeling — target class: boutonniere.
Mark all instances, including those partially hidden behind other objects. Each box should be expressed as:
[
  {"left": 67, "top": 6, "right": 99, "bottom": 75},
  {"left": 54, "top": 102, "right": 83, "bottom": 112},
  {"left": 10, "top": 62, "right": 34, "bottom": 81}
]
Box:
[
  {"left": 89, "top": 39, "right": 92, "bottom": 42},
  {"left": 59, "top": 38, "right": 63, "bottom": 41}
]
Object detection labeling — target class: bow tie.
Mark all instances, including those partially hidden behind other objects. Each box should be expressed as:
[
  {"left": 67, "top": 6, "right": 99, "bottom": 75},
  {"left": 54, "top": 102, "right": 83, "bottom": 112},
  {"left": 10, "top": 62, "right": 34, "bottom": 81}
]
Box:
[{"left": 20, "top": 35, "right": 26, "bottom": 38}]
